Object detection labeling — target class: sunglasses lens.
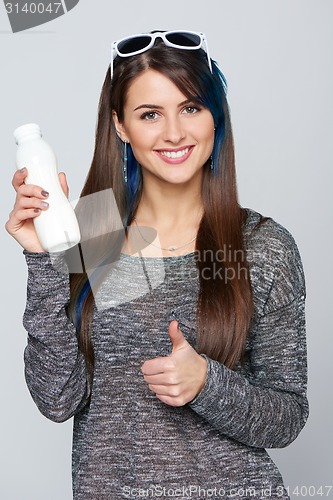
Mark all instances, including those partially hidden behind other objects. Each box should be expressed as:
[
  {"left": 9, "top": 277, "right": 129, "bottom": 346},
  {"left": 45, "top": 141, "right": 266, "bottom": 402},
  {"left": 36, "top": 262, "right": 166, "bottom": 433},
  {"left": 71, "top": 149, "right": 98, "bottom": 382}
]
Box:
[
  {"left": 117, "top": 36, "right": 152, "bottom": 55},
  {"left": 165, "top": 32, "right": 201, "bottom": 47}
]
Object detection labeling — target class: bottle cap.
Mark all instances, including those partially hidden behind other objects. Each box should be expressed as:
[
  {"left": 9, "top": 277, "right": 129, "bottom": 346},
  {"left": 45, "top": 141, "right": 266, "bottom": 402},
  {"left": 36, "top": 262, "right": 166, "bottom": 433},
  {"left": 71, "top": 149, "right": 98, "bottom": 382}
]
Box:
[{"left": 14, "top": 123, "right": 42, "bottom": 145}]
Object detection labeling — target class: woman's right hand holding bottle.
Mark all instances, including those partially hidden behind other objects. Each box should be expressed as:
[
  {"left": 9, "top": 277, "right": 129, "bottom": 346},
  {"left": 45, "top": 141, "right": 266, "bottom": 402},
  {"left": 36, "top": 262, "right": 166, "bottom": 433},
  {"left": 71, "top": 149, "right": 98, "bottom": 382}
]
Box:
[{"left": 5, "top": 167, "right": 69, "bottom": 253}]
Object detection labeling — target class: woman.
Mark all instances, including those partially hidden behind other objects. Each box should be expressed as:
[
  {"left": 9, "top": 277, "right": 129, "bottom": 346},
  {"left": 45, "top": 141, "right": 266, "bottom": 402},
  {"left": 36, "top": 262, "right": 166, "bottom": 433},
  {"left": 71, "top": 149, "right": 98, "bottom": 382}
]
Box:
[{"left": 6, "top": 31, "right": 308, "bottom": 499}]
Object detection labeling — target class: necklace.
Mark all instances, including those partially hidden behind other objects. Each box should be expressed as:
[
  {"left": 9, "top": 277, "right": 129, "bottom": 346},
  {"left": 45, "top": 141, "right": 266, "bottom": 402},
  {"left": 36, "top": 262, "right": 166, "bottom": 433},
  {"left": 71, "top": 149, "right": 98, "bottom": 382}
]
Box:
[{"left": 132, "top": 216, "right": 197, "bottom": 252}]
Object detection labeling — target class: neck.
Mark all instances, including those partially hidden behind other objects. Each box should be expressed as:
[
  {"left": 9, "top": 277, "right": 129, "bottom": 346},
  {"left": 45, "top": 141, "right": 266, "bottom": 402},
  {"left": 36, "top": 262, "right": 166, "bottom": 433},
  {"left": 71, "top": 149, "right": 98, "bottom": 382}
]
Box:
[
  {"left": 124, "top": 174, "right": 204, "bottom": 257},
  {"left": 135, "top": 175, "right": 203, "bottom": 226}
]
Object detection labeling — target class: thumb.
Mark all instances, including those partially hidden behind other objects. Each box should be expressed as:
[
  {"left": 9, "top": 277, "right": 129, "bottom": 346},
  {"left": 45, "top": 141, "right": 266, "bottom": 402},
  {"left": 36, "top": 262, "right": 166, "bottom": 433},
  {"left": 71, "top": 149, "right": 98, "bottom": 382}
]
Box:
[
  {"left": 58, "top": 171, "right": 69, "bottom": 198},
  {"left": 169, "top": 320, "right": 187, "bottom": 352}
]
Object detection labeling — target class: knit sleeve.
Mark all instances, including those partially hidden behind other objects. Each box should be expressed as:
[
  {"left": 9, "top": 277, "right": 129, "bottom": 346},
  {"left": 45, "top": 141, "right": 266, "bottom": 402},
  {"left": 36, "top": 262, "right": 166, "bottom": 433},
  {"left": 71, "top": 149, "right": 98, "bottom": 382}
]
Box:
[
  {"left": 22, "top": 250, "right": 91, "bottom": 423},
  {"left": 189, "top": 218, "right": 309, "bottom": 448}
]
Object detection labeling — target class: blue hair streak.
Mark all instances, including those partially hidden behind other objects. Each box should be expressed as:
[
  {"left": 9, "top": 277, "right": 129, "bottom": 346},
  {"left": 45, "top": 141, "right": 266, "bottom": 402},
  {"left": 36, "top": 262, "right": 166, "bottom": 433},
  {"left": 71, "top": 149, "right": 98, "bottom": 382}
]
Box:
[
  {"left": 74, "top": 278, "right": 91, "bottom": 332},
  {"left": 126, "top": 142, "right": 140, "bottom": 209},
  {"left": 199, "top": 60, "right": 228, "bottom": 177}
]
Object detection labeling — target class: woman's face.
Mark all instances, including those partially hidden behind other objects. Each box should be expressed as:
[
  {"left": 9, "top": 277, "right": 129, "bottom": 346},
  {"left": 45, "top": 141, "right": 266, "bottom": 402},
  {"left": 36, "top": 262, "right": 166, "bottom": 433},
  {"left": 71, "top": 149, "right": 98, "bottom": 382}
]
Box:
[{"left": 113, "top": 69, "right": 215, "bottom": 187}]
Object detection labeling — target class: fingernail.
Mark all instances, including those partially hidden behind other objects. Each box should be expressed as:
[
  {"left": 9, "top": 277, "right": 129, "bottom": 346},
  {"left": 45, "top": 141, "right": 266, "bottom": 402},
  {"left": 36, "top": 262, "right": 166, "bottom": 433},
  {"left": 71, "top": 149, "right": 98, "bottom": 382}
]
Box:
[
  {"left": 41, "top": 190, "right": 49, "bottom": 197},
  {"left": 19, "top": 167, "right": 26, "bottom": 173},
  {"left": 40, "top": 201, "right": 49, "bottom": 208},
  {"left": 34, "top": 208, "right": 41, "bottom": 213}
]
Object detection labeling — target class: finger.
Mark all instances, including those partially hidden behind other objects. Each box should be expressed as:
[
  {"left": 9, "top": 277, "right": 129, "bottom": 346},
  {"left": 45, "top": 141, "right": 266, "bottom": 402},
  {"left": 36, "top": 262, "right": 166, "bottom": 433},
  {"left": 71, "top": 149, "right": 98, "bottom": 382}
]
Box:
[
  {"left": 148, "top": 384, "right": 181, "bottom": 397},
  {"left": 15, "top": 195, "right": 49, "bottom": 211},
  {"left": 141, "top": 357, "right": 173, "bottom": 376},
  {"left": 6, "top": 207, "right": 42, "bottom": 233},
  {"left": 16, "top": 183, "right": 49, "bottom": 200},
  {"left": 16, "top": 207, "right": 43, "bottom": 221},
  {"left": 12, "top": 167, "right": 29, "bottom": 192},
  {"left": 155, "top": 393, "right": 185, "bottom": 407},
  {"left": 58, "top": 171, "right": 69, "bottom": 198},
  {"left": 143, "top": 373, "right": 177, "bottom": 385}
]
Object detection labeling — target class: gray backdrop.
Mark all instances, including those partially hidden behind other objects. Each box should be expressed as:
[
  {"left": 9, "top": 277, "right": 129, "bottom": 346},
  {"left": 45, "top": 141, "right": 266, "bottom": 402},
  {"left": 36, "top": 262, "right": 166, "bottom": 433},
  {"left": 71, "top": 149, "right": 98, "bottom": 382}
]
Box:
[{"left": 1, "top": 1, "right": 332, "bottom": 499}]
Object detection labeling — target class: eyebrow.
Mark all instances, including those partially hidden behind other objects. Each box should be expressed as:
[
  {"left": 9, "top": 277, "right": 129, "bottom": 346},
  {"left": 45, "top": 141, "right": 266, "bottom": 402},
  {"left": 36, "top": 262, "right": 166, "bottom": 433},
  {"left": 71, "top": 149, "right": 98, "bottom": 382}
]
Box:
[{"left": 133, "top": 99, "right": 193, "bottom": 112}]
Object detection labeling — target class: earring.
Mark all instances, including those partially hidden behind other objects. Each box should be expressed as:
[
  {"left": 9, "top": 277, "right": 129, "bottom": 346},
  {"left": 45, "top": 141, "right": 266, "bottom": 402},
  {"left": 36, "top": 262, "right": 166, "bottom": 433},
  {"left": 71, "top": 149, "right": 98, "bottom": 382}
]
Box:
[{"left": 123, "top": 140, "right": 128, "bottom": 183}]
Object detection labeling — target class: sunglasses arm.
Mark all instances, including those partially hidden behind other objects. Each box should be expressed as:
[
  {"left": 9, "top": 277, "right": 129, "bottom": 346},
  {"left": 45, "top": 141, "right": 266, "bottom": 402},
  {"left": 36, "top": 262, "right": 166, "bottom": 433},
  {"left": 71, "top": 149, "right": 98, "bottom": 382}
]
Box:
[
  {"left": 202, "top": 36, "right": 213, "bottom": 73},
  {"left": 110, "top": 43, "right": 117, "bottom": 80}
]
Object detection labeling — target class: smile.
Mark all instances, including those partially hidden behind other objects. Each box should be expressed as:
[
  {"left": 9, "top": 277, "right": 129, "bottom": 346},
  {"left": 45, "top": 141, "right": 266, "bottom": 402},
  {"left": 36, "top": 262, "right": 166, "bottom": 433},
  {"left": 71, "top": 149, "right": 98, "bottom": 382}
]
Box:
[
  {"left": 160, "top": 147, "right": 189, "bottom": 159},
  {"left": 155, "top": 146, "right": 194, "bottom": 164}
]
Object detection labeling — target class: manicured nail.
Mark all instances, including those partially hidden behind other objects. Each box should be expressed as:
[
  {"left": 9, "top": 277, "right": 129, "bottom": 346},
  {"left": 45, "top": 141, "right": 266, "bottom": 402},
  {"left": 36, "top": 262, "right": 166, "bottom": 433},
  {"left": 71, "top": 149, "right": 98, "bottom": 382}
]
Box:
[
  {"left": 41, "top": 190, "right": 49, "bottom": 197},
  {"left": 19, "top": 167, "right": 26, "bottom": 173},
  {"left": 34, "top": 208, "right": 41, "bottom": 213},
  {"left": 40, "top": 201, "right": 49, "bottom": 208}
]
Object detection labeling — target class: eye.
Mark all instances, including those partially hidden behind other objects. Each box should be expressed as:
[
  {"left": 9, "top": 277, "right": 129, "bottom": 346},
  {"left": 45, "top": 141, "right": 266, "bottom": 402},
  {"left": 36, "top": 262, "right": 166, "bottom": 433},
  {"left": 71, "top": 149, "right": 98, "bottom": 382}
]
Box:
[
  {"left": 182, "top": 105, "right": 201, "bottom": 115},
  {"left": 140, "top": 111, "right": 159, "bottom": 121}
]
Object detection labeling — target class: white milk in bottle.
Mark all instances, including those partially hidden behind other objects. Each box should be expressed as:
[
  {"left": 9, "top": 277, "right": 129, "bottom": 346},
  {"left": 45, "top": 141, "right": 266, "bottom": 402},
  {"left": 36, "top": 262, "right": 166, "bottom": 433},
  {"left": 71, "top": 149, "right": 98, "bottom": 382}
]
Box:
[{"left": 14, "top": 123, "right": 81, "bottom": 252}]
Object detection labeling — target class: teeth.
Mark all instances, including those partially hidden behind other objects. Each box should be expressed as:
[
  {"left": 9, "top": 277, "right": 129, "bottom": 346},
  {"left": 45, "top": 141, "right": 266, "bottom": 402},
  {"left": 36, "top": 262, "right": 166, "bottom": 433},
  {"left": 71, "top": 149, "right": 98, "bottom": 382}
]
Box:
[{"left": 160, "top": 148, "right": 189, "bottom": 159}]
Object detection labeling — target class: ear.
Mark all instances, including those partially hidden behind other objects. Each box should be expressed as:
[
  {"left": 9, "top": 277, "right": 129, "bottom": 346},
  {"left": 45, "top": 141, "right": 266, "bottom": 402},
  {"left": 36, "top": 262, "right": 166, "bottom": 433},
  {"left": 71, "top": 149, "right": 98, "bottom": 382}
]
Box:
[{"left": 112, "top": 111, "right": 128, "bottom": 143}]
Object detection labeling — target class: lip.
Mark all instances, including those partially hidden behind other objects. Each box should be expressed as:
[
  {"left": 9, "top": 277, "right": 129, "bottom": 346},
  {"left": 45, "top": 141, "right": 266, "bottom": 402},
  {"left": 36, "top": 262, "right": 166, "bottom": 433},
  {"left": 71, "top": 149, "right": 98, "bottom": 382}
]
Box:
[{"left": 154, "top": 145, "right": 194, "bottom": 165}]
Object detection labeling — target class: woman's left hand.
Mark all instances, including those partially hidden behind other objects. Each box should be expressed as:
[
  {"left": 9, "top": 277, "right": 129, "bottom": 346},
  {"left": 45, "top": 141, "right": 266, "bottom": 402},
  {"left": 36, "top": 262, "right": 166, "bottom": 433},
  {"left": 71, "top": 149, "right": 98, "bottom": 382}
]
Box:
[{"left": 141, "top": 320, "right": 208, "bottom": 406}]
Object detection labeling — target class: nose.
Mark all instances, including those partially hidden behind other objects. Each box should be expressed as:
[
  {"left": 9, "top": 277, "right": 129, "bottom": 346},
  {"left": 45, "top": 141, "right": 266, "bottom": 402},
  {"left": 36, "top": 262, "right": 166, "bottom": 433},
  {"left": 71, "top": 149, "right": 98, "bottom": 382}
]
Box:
[{"left": 162, "top": 116, "right": 186, "bottom": 144}]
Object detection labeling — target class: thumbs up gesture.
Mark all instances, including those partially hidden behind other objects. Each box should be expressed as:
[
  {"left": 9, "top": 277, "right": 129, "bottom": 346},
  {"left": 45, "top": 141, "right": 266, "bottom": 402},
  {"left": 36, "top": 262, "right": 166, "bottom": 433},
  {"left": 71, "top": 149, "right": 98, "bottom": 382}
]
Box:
[{"left": 141, "top": 320, "right": 208, "bottom": 407}]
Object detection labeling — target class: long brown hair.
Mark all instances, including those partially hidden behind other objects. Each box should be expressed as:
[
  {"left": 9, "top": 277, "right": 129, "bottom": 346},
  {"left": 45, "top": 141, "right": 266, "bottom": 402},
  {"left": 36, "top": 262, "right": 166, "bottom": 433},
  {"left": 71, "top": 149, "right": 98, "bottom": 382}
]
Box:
[{"left": 66, "top": 40, "right": 253, "bottom": 378}]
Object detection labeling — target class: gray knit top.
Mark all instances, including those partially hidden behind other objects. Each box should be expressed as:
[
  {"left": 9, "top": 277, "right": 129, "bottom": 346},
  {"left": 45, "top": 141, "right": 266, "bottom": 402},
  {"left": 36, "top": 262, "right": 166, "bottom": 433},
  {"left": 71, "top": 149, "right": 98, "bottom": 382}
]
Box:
[{"left": 22, "top": 209, "right": 308, "bottom": 500}]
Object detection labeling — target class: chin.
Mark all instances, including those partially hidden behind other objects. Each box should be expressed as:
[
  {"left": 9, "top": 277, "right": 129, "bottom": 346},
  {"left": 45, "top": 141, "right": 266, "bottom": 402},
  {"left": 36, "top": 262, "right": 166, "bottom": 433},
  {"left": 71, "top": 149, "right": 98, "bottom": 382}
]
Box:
[
  {"left": 162, "top": 168, "right": 203, "bottom": 184},
  {"left": 162, "top": 174, "right": 197, "bottom": 185}
]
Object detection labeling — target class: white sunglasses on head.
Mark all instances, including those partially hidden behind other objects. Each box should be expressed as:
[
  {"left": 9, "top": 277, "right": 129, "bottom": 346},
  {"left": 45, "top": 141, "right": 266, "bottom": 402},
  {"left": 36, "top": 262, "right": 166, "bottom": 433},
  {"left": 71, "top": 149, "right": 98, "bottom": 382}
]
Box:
[{"left": 110, "top": 30, "right": 212, "bottom": 79}]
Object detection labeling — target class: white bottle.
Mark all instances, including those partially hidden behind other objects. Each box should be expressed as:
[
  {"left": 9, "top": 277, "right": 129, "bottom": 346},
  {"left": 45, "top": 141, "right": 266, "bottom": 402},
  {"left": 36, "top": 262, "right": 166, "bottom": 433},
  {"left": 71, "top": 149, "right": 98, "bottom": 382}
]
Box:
[{"left": 14, "top": 123, "right": 81, "bottom": 253}]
